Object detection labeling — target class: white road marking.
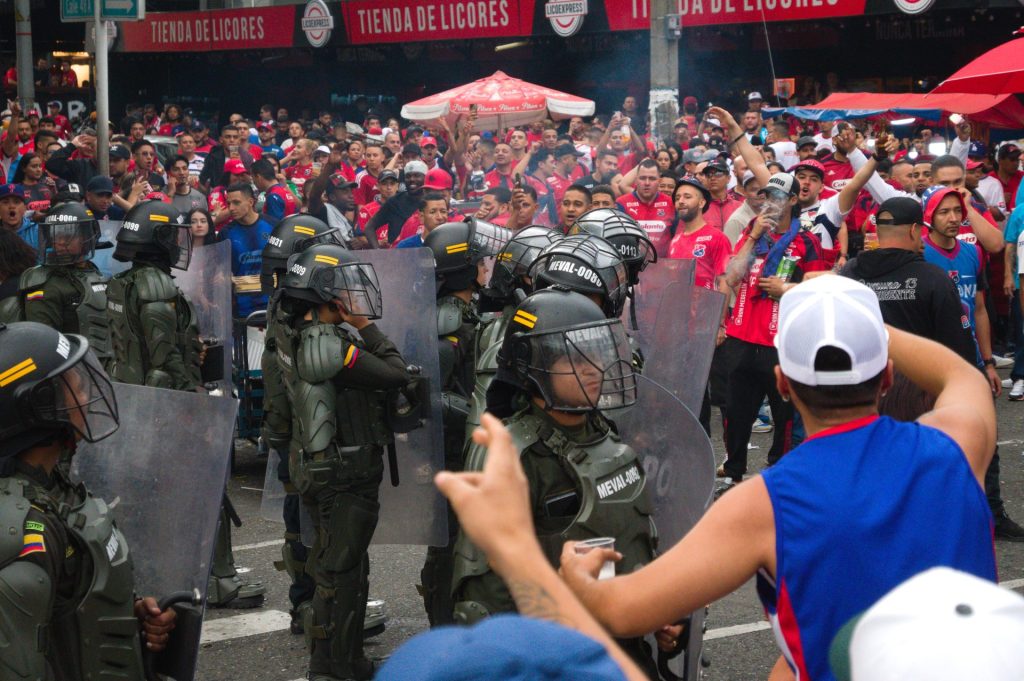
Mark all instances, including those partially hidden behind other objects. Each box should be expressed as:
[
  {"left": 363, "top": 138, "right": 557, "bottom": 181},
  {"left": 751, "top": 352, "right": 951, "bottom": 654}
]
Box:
[
  {"left": 1002, "top": 578, "right": 1024, "bottom": 590},
  {"left": 705, "top": 621, "right": 771, "bottom": 640},
  {"left": 996, "top": 439, "right": 1022, "bottom": 446},
  {"left": 200, "top": 610, "right": 291, "bottom": 644},
  {"left": 240, "top": 486, "right": 264, "bottom": 492},
  {"left": 234, "top": 539, "right": 281, "bottom": 552}
]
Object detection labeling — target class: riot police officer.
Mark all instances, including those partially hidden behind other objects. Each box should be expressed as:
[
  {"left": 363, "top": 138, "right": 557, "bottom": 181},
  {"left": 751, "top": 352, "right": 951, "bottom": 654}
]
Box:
[
  {"left": 274, "top": 243, "right": 418, "bottom": 681},
  {"left": 419, "top": 218, "right": 509, "bottom": 626},
  {"left": 0, "top": 321, "right": 176, "bottom": 679},
  {"left": 465, "top": 225, "right": 563, "bottom": 438},
  {"left": 260, "top": 214, "right": 343, "bottom": 632},
  {"left": 568, "top": 207, "right": 657, "bottom": 299},
  {"left": 0, "top": 202, "right": 111, "bottom": 360},
  {"left": 107, "top": 199, "right": 265, "bottom": 608},
  {"left": 106, "top": 200, "right": 202, "bottom": 390},
  {"left": 529, "top": 233, "right": 631, "bottom": 319},
  {"left": 450, "top": 287, "right": 658, "bottom": 674}
]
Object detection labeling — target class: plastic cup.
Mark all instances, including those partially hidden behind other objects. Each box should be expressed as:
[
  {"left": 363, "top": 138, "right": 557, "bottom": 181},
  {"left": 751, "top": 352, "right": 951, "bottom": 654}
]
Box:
[{"left": 574, "top": 537, "right": 616, "bottom": 580}]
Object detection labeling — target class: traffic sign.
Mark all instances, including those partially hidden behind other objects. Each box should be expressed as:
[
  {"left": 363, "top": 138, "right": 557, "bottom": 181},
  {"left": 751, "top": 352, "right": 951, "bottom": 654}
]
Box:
[{"left": 61, "top": 0, "right": 144, "bottom": 22}]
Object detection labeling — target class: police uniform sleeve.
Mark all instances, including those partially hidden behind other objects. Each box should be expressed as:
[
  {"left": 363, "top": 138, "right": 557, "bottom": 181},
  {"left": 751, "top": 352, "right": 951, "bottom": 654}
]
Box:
[
  {"left": 0, "top": 506, "right": 58, "bottom": 681},
  {"left": 261, "top": 342, "right": 292, "bottom": 452},
  {"left": 296, "top": 323, "right": 410, "bottom": 391},
  {"left": 19, "top": 269, "right": 64, "bottom": 331}
]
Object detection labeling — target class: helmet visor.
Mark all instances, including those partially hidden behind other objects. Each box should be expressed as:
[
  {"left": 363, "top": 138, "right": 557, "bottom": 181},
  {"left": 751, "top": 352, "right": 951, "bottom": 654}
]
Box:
[
  {"left": 26, "top": 349, "right": 118, "bottom": 442},
  {"left": 39, "top": 220, "right": 98, "bottom": 266},
  {"left": 470, "top": 219, "right": 513, "bottom": 258},
  {"left": 527, "top": 319, "right": 637, "bottom": 412},
  {"left": 172, "top": 223, "right": 194, "bottom": 271},
  {"left": 333, "top": 262, "right": 383, "bottom": 319},
  {"left": 298, "top": 226, "right": 346, "bottom": 252}
]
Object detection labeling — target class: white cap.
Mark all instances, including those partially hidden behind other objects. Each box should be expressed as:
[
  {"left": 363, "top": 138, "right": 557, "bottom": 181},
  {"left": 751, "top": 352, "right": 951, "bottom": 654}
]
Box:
[
  {"left": 831, "top": 567, "right": 1024, "bottom": 681},
  {"left": 775, "top": 275, "right": 888, "bottom": 386},
  {"left": 404, "top": 160, "right": 428, "bottom": 176},
  {"left": 315, "top": 145, "right": 331, "bottom": 156},
  {"left": 748, "top": 91, "right": 763, "bottom": 101}
]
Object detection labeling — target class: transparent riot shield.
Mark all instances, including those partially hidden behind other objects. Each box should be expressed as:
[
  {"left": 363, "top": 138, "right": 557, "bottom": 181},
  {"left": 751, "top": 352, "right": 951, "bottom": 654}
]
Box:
[
  {"left": 627, "top": 259, "right": 724, "bottom": 416},
  {"left": 176, "top": 241, "right": 234, "bottom": 389},
  {"left": 355, "top": 247, "right": 446, "bottom": 546},
  {"left": 72, "top": 383, "right": 238, "bottom": 681},
  {"left": 91, "top": 219, "right": 129, "bottom": 277},
  {"left": 615, "top": 373, "right": 714, "bottom": 681}
]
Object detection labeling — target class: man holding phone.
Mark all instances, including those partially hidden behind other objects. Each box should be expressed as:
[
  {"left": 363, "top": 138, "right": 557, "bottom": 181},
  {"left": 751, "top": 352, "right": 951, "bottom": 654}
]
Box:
[{"left": 199, "top": 124, "right": 254, "bottom": 191}]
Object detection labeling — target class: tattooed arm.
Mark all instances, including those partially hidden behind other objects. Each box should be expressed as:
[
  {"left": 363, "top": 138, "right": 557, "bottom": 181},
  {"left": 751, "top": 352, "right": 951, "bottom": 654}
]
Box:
[{"left": 436, "top": 415, "right": 648, "bottom": 681}]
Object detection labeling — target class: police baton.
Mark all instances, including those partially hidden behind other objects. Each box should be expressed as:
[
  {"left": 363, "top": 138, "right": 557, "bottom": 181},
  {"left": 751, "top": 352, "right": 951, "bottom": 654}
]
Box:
[{"left": 387, "top": 442, "right": 400, "bottom": 487}]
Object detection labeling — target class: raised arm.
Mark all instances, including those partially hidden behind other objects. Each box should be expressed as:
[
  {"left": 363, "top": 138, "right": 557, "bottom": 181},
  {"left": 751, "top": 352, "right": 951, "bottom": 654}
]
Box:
[{"left": 708, "top": 107, "right": 771, "bottom": 188}]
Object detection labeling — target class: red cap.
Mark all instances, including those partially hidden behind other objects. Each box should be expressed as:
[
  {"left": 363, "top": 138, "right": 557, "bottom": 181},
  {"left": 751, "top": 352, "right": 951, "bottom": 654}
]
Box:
[
  {"left": 966, "top": 159, "right": 984, "bottom": 170},
  {"left": 792, "top": 159, "right": 826, "bottom": 178},
  {"left": 256, "top": 122, "right": 274, "bottom": 132},
  {"left": 683, "top": 95, "right": 698, "bottom": 105},
  {"left": 224, "top": 159, "right": 248, "bottom": 175},
  {"left": 424, "top": 167, "right": 453, "bottom": 191},
  {"left": 367, "top": 126, "right": 383, "bottom": 135},
  {"left": 420, "top": 135, "right": 439, "bottom": 148},
  {"left": 145, "top": 192, "right": 172, "bottom": 204}
]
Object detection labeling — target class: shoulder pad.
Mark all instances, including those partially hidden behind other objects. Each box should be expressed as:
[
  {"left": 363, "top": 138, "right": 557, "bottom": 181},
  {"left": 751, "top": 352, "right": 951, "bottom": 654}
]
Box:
[
  {"left": 133, "top": 267, "right": 178, "bottom": 302},
  {"left": 0, "top": 479, "right": 33, "bottom": 566},
  {"left": 297, "top": 324, "right": 347, "bottom": 383},
  {"left": 505, "top": 412, "right": 542, "bottom": 455},
  {"left": 437, "top": 301, "right": 464, "bottom": 337},
  {"left": 18, "top": 266, "right": 54, "bottom": 292}
]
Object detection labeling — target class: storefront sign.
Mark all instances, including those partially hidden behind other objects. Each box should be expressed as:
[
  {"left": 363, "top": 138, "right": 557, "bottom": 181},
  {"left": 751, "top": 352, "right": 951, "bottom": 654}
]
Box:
[
  {"left": 339, "top": 0, "right": 533, "bottom": 44},
  {"left": 546, "top": 0, "right": 588, "bottom": 36},
  {"left": 891, "top": 0, "right": 934, "bottom": 14},
  {"left": 120, "top": 6, "right": 295, "bottom": 52},
  {"left": 604, "top": 0, "right": 866, "bottom": 28},
  {"left": 302, "top": 0, "right": 334, "bottom": 47}
]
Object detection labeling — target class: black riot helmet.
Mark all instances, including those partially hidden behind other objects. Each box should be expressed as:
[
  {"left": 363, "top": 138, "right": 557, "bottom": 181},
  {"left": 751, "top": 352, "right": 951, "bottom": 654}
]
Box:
[
  {"left": 528, "top": 234, "right": 629, "bottom": 318},
  {"left": 480, "top": 225, "right": 564, "bottom": 310},
  {"left": 493, "top": 288, "right": 637, "bottom": 414},
  {"left": 569, "top": 208, "right": 657, "bottom": 286},
  {"left": 114, "top": 200, "right": 192, "bottom": 270},
  {"left": 260, "top": 215, "right": 345, "bottom": 294},
  {"left": 424, "top": 217, "right": 512, "bottom": 296},
  {"left": 279, "top": 244, "right": 382, "bottom": 318},
  {"left": 38, "top": 202, "right": 102, "bottom": 266},
  {"left": 0, "top": 322, "right": 119, "bottom": 461}
]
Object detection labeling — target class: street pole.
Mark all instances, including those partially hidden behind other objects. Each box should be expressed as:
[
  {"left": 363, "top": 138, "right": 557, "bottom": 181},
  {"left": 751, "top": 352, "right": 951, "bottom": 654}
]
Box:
[
  {"left": 94, "top": 1, "right": 110, "bottom": 176},
  {"left": 649, "top": 0, "right": 680, "bottom": 147},
  {"left": 14, "top": 0, "right": 35, "bottom": 109}
]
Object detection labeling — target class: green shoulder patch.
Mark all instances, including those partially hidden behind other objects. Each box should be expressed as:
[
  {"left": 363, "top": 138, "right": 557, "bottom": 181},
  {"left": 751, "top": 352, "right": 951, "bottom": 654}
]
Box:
[{"left": 24, "top": 520, "right": 44, "bottom": 533}]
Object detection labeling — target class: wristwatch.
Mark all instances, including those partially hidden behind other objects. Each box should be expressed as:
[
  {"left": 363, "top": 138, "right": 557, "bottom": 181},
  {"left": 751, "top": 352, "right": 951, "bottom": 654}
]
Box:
[{"left": 983, "top": 358, "right": 996, "bottom": 367}]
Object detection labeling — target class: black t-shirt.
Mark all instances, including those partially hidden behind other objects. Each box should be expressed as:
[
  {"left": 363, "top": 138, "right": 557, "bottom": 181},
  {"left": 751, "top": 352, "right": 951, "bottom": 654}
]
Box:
[{"left": 365, "top": 191, "right": 422, "bottom": 244}]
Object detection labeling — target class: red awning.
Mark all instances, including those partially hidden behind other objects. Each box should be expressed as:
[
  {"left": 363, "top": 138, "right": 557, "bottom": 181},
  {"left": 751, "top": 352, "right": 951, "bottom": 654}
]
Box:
[
  {"left": 931, "top": 37, "right": 1024, "bottom": 96},
  {"left": 808, "top": 92, "right": 1024, "bottom": 128}
]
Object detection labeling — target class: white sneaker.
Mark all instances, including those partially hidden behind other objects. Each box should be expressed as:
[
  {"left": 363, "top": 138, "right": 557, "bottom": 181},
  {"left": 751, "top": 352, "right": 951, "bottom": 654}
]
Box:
[
  {"left": 1003, "top": 378, "right": 1014, "bottom": 389},
  {"left": 1010, "top": 379, "right": 1024, "bottom": 401},
  {"left": 995, "top": 355, "right": 1014, "bottom": 369}
]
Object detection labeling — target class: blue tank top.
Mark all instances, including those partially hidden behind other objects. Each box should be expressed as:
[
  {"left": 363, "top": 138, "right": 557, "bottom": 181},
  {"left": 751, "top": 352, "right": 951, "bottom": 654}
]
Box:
[
  {"left": 219, "top": 217, "right": 273, "bottom": 317},
  {"left": 758, "top": 415, "right": 995, "bottom": 681}
]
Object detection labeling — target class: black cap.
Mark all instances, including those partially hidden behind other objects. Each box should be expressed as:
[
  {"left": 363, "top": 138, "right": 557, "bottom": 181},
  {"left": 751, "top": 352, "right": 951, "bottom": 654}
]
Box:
[
  {"left": 109, "top": 144, "right": 131, "bottom": 160},
  {"left": 378, "top": 169, "right": 400, "bottom": 183},
  {"left": 876, "top": 197, "right": 924, "bottom": 226},
  {"left": 402, "top": 143, "right": 422, "bottom": 157},
  {"left": 328, "top": 174, "right": 358, "bottom": 191},
  {"left": 701, "top": 159, "right": 729, "bottom": 175},
  {"left": 555, "top": 143, "right": 584, "bottom": 158},
  {"left": 998, "top": 143, "right": 1021, "bottom": 160},
  {"left": 191, "top": 119, "right": 206, "bottom": 131},
  {"left": 797, "top": 136, "right": 817, "bottom": 149},
  {"left": 85, "top": 176, "right": 114, "bottom": 194},
  {"left": 676, "top": 177, "right": 712, "bottom": 213}
]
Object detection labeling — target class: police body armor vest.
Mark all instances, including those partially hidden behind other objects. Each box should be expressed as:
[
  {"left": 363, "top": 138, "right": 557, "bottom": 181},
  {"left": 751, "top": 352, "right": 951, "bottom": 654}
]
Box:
[
  {"left": 463, "top": 307, "right": 512, "bottom": 439},
  {"left": 0, "top": 475, "right": 143, "bottom": 679},
  {"left": 260, "top": 296, "right": 293, "bottom": 454},
  {"left": 278, "top": 316, "right": 392, "bottom": 496},
  {"left": 106, "top": 264, "right": 201, "bottom": 388},
  {"left": 453, "top": 410, "right": 657, "bottom": 621},
  {"left": 9, "top": 265, "right": 112, "bottom": 359}
]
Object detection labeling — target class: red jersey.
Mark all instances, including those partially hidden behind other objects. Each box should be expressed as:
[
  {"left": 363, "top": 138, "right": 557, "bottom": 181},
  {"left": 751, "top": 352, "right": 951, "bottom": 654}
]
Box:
[
  {"left": 989, "top": 170, "right": 1023, "bottom": 212},
  {"left": 207, "top": 187, "right": 231, "bottom": 231},
  {"left": 485, "top": 167, "right": 514, "bottom": 191},
  {"left": 726, "top": 228, "right": 830, "bottom": 346},
  {"left": 616, "top": 191, "right": 675, "bottom": 257},
  {"left": 285, "top": 162, "right": 313, "bottom": 188},
  {"left": 547, "top": 165, "right": 588, "bottom": 205},
  {"left": 667, "top": 224, "right": 732, "bottom": 290},
  {"left": 617, "top": 151, "right": 641, "bottom": 175},
  {"left": 357, "top": 198, "right": 382, "bottom": 236},
  {"left": 392, "top": 212, "right": 422, "bottom": 246},
  {"left": 704, "top": 196, "right": 744, "bottom": 233},
  {"left": 820, "top": 154, "right": 854, "bottom": 191},
  {"left": 355, "top": 172, "right": 379, "bottom": 206}
]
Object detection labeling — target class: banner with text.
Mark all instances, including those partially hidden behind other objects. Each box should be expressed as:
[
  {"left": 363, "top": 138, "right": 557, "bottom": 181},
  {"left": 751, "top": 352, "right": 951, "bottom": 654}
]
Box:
[
  {"left": 602, "top": 0, "right": 866, "bottom": 28},
  {"left": 340, "top": 0, "right": 536, "bottom": 44},
  {"left": 120, "top": 6, "right": 296, "bottom": 52}
]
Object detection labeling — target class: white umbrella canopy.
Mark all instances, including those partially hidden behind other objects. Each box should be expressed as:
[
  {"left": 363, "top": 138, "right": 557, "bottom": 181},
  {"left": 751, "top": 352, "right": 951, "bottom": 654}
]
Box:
[{"left": 400, "top": 70, "right": 595, "bottom": 131}]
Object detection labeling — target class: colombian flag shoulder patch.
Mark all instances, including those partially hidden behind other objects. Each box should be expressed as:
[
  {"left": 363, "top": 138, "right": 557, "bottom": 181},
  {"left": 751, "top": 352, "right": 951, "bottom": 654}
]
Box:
[
  {"left": 343, "top": 345, "right": 359, "bottom": 369},
  {"left": 19, "top": 533, "right": 45, "bottom": 557},
  {"left": 26, "top": 290, "right": 44, "bottom": 301}
]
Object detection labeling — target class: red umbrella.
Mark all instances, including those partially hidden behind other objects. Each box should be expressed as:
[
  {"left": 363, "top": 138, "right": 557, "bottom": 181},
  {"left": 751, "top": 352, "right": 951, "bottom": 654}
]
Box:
[
  {"left": 931, "top": 34, "right": 1024, "bottom": 95},
  {"left": 400, "top": 70, "right": 595, "bottom": 131}
]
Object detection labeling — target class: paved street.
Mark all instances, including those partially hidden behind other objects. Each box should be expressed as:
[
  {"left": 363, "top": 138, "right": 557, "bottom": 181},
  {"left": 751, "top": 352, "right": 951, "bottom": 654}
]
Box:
[{"left": 198, "top": 376, "right": 1024, "bottom": 680}]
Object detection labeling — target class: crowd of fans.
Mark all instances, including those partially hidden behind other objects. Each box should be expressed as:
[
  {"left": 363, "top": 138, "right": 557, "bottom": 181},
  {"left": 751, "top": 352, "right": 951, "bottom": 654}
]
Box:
[{"left": 3, "top": 85, "right": 1024, "bottom": 678}]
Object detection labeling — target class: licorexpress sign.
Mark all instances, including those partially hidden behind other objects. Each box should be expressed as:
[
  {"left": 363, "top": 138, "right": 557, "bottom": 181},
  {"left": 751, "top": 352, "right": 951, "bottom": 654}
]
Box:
[
  {"left": 302, "top": 0, "right": 334, "bottom": 47},
  {"left": 545, "top": 0, "right": 588, "bottom": 36}
]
